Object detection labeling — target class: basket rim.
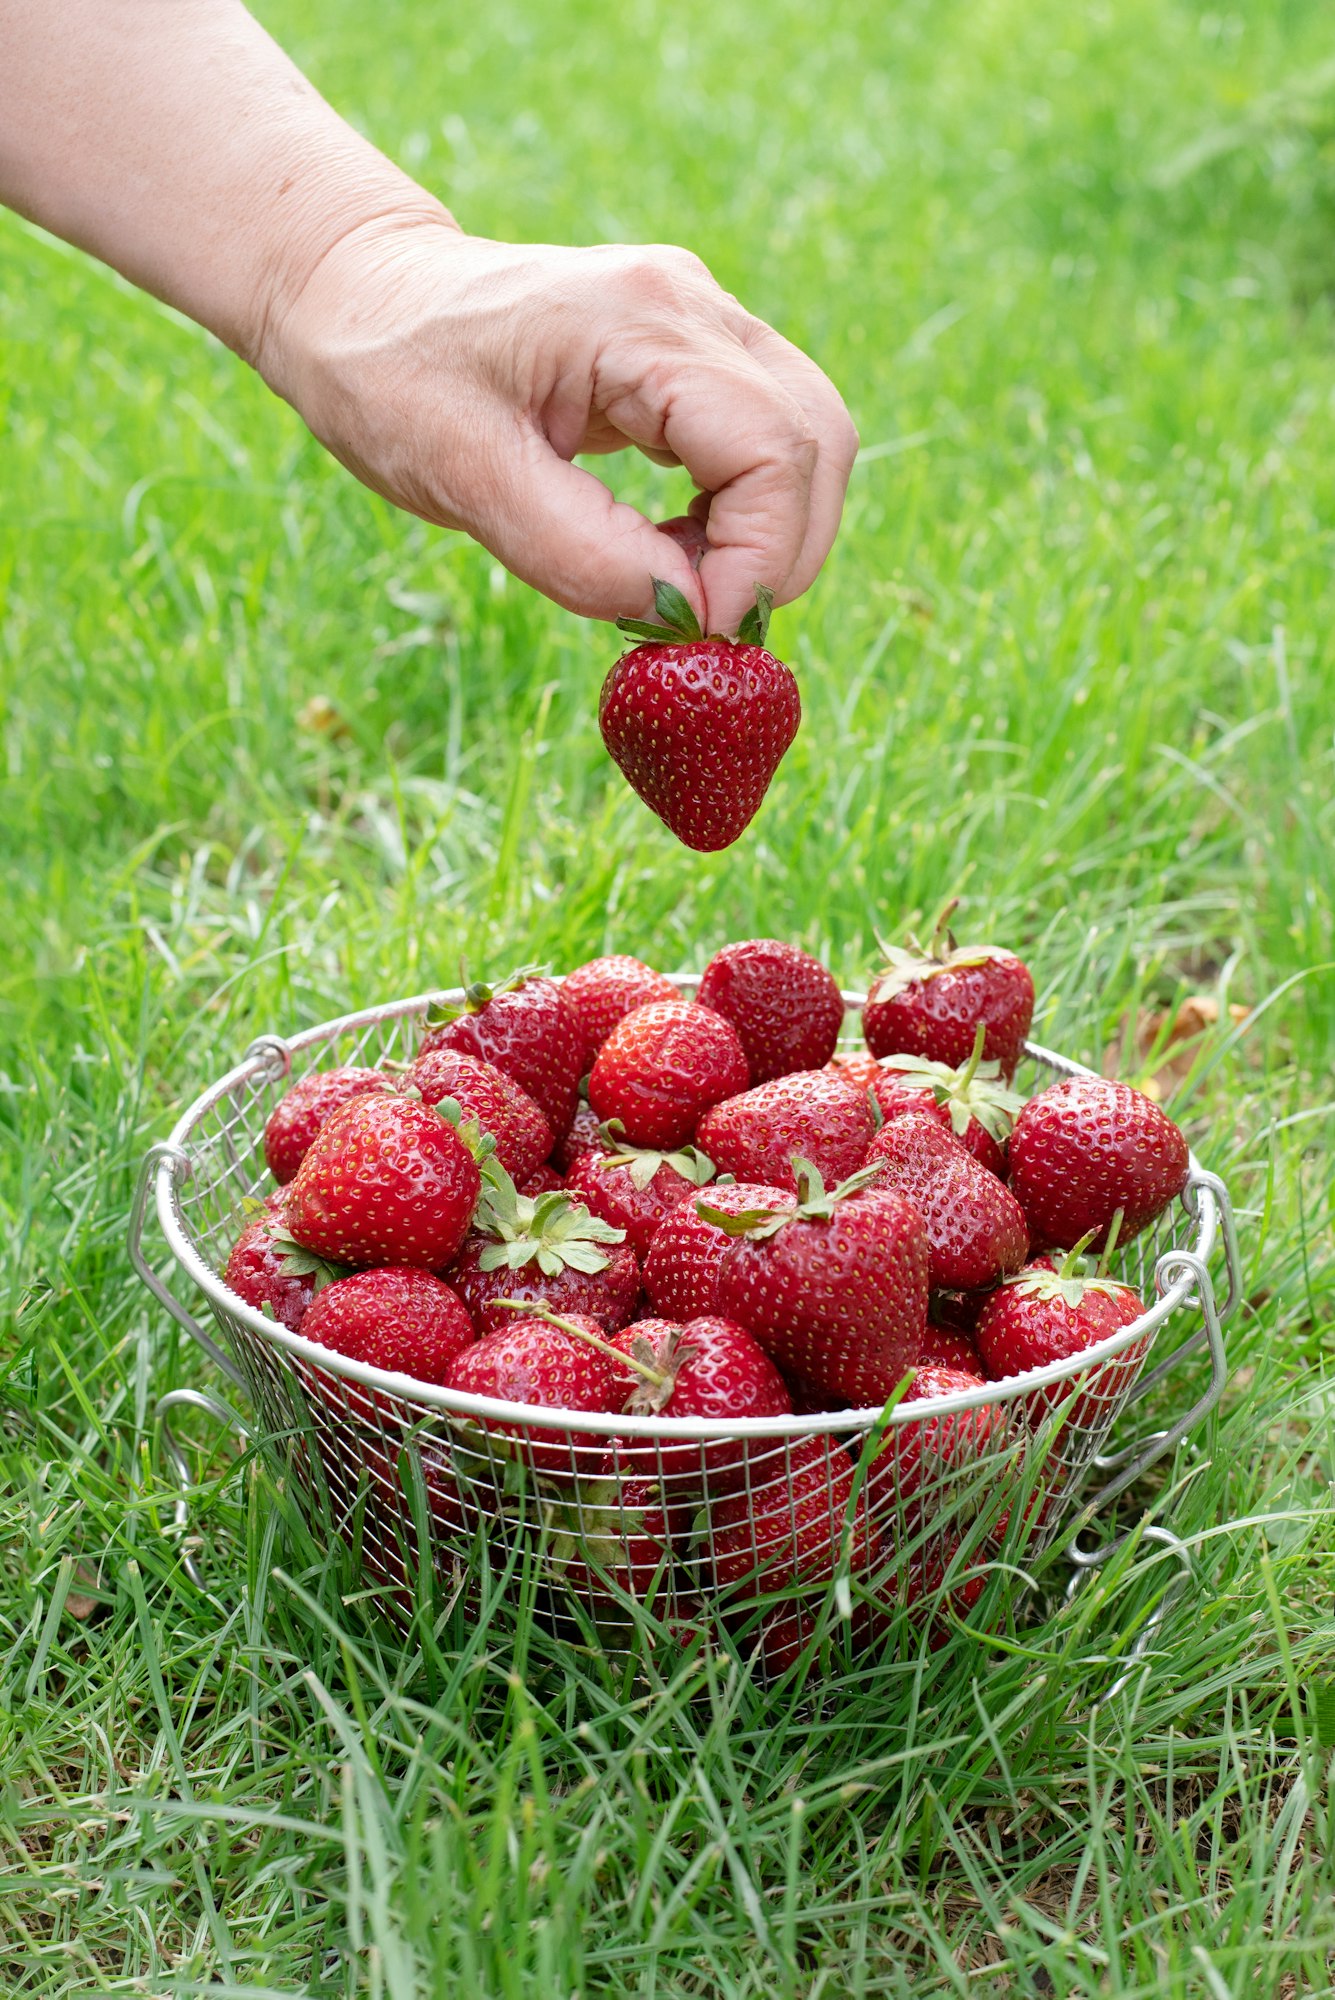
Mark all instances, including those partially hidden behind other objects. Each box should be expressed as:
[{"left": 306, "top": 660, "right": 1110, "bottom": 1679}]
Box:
[{"left": 151, "top": 978, "right": 1219, "bottom": 1440}]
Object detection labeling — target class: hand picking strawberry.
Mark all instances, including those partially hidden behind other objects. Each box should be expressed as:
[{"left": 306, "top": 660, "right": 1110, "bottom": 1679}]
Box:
[{"left": 599, "top": 580, "right": 801, "bottom": 851}]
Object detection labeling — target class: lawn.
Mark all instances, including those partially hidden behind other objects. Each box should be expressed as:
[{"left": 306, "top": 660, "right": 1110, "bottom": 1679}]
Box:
[{"left": 2, "top": 0, "right": 1334, "bottom": 1991}]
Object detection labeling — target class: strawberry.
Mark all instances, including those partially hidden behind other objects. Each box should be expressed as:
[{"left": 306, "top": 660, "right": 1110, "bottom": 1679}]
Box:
[
  {"left": 695, "top": 938, "right": 844, "bottom": 1083},
  {"left": 286, "top": 1095, "right": 483, "bottom": 1270},
  {"left": 641, "top": 1180, "right": 794, "bottom": 1320},
  {"left": 444, "top": 1310, "right": 624, "bottom": 1482},
  {"left": 563, "top": 1128, "right": 716, "bottom": 1258},
  {"left": 551, "top": 1098, "right": 606, "bottom": 1174},
  {"left": 601, "top": 580, "right": 801, "bottom": 851},
  {"left": 919, "top": 1313, "right": 985, "bottom": 1373},
  {"left": 857, "top": 1535, "right": 987, "bottom": 1652},
  {"left": 863, "top": 904, "right": 1034, "bottom": 1081},
  {"left": 263, "top": 1066, "right": 391, "bottom": 1185},
  {"left": 300, "top": 1266, "right": 475, "bottom": 1423},
  {"left": 224, "top": 1193, "right": 319, "bottom": 1332},
  {"left": 866, "top": 1364, "right": 996, "bottom": 1521},
  {"left": 607, "top": 1314, "right": 793, "bottom": 1493},
  {"left": 406, "top": 1047, "right": 552, "bottom": 1185},
  {"left": 588, "top": 999, "right": 749, "bottom": 1149},
  {"left": 560, "top": 955, "right": 680, "bottom": 1068},
  {"left": 695, "top": 1071, "right": 874, "bottom": 1194},
  {"left": 448, "top": 1168, "right": 639, "bottom": 1334},
  {"left": 323, "top": 1435, "right": 469, "bottom": 1609},
  {"left": 827, "top": 1052, "right": 884, "bottom": 1093},
  {"left": 519, "top": 1164, "right": 565, "bottom": 1196},
  {"left": 707, "top": 1159, "right": 929, "bottom": 1409},
  {"left": 418, "top": 970, "right": 583, "bottom": 1142},
  {"left": 974, "top": 1235, "right": 1150, "bottom": 1427},
  {"left": 866, "top": 1110, "right": 1029, "bottom": 1291},
  {"left": 547, "top": 1474, "right": 680, "bottom": 1610},
  {"left": 745, "top": 1602, "right": 821, "bottom": 1678},
  {"left": 868, "top": 1022, "right": 1025, "bottom": 1176},
  {"left": 708, "top": 1433, "right": 880, "bottom": 1598},
  {"left": 1007, "top": 1076, "right": 1190, "bottom": 1250}
]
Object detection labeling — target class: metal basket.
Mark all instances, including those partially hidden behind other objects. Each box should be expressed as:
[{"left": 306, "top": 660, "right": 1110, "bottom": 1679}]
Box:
[{"left": 129, "top": 978, "right": 1240, "bottom": 1672}]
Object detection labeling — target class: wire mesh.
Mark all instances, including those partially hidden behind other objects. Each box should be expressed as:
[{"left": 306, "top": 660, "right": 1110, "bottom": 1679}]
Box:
[{"left": 146, "top": 982, "right": 1229, "bottom": 1645}]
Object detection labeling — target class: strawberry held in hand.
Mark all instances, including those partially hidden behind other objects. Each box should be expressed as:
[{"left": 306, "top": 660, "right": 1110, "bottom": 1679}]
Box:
[
  {"left": 285, "top": 1095, "right": 484, "bottom": 1270},
  {"left": 1008, "top": 1076, "right": 1189, "bottom": 1251},
  {"left": 707, "top": 1158, "right": 930, "bottom": 1410},
  {"left": 599, "top": 580, "right": 801, "bottom": 852},
  {"left": 864, "top": 904, "right": 1034, "bottom": 1081}
]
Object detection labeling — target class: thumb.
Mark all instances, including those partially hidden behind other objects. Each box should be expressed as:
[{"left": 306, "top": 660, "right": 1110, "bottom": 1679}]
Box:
[{"left": 461, "top": 425, "right": 705, "bottom": 626}]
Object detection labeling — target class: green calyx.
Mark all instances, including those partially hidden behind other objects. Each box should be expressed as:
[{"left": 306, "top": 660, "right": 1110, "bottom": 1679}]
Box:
[
  {"left": 869, "top": 897, "right": 1014, "bottom": 1003},
  {"left": 697, "top": 1154, "right": 884, "bottom": 1242},
  {"left": 269, "top": 1232, "right": 353, "bottom": 1294},
  {"left": 1000, "top": 1213, "right": 1131, "bottom": 1309},
  {"left": 474, "top": 1168, "right": 626, "bottom": 1277},
  {"left": 614, "top": 578, "right": 775, "bottom": 648},
  {"left": 597, "top": 1119, "right": 716, "bottom": 1193},
  {"left": 424, "top": 963, "right": 548, "bottom": 1030},
  {"left": 877, "top": 1021, "right": 1025, "bottom": 1146}
]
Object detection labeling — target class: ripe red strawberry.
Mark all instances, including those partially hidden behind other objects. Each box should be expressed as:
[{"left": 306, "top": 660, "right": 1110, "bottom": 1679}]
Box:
[
  {"left": 448, "top": 1169, "right": 639, "bottom": 1334},
  {"left": 600, "top": 580, "right": 801, "bottom": 851},
  {"left": 444, "top": 1310, "right": 624, "bottom": 1482},
  {"left": 857, "top": 1535, "right": 987, "bottom": 1651},
  {"left": 224, "top": 1193, "right": 320, "bottom": 1332},
  {"left": 418, "top": 970, "right": 583, "bottom": 1142},
  {"left": 286, "top": 1095, "right": 482, "bottom": 1270},
  {"left": 519, "top": 1164, "right": 565, "bottom": 1196},
  {"left": 563, "top": 1130, "right": 716, "bottom": 1259},
  {"left": 560, "top": 955, "right": 679, "bottom": 1068},
  {"left": 324, "top": 1435, "right": 470, "bottom": 1609},
  {"left": 745, "top": 1602, "right": 821, "bottom": 1678},
  {"left": 863, "top": 905, "right": 1034, "bottom": 1081},
  {"left": 866, "top": 1364, "right": 996, "bottom": 1520},
  {"left": 919, "top": 1315, "right": 985, "bottom": 1373},
  {"left": 695, "top": 938, "right": 843, "bottom": 1083},
  {"left": 695, "top": 1071, "right": 874, "bottom": 1194},
  {"left": 868, "top": 1022, "right": 1025, "bottom": 1177},
  {"left": 708, "top": 1433, "right": 880, "bottom": 1597},
  {"left": 974, "top": 1239, "right": 1150, "bottom": 1427},
  {"left": 827, "top": 1052, "right": 883, "bottom": 1093},
  {"left": 588, "top": 999, "right": 749, "bottom": 1149},
  {"left": 607, "top": 1315, "right": 793, "bottom": 1493},
  {"left": 866, "top": 1110, "right": 1029, "bottom": 1291},
  {"left": 1007, "top": 1076, "right": 1190, "bottom": 1250},
  {"left": 641, "top": 1180, "right": 793, "bottom": 1320},
  {"left": 406, "top": 1047, "right": 552, "bottom": 1185},
  {"left": 709, "top": 1160, "right": 930, "bottom": 1409},
  {"left": 551, "top": 1098, "right": 605, "bottom": 1173},
  {"left": 301, "top": 1266, "right": 475, "bottom": 1424},
  {"left": 263, "top": 1066, "right": 391, "bottom": 1184}
]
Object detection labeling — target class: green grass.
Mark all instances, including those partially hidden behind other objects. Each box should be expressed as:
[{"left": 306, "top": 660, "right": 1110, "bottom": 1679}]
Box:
[{"left": 2, "top": 0, "right": 1334, "bottom": 1990}]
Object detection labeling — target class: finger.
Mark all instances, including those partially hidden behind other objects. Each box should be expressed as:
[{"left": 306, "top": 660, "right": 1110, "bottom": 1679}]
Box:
[
  {"left": 597, "top": 337, "right": 818, "bottom": 636},
  {"left": 737, "top": 320, "right": 859, "bottom": 602},
  {"left": 458, "top": 414, "right": 706, "bottom": 625}
]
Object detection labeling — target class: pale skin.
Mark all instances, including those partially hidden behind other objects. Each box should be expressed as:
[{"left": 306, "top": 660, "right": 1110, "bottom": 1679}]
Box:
[{"left": 0, "top": 0, "right": 859, "bottom": 633}]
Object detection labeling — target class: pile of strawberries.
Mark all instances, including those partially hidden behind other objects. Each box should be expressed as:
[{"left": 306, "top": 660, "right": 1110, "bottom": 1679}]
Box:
[{"left": 224, "top": 914, "right": 1191, "bottom": 1667}]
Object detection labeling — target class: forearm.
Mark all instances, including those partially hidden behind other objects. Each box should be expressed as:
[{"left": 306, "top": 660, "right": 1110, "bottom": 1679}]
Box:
[{"left": 0, "top": 0, "right": 455, "bottom": 364}]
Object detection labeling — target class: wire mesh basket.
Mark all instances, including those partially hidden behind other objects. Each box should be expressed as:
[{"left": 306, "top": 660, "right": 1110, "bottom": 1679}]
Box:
[{"left": 130, "top": 978, "right": 1240, "bottom": 1664}]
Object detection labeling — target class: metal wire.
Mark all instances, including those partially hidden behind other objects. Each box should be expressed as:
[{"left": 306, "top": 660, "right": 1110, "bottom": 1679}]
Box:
[{"left": 132, "top": 981, "right": 1238, "bottom": 1638}]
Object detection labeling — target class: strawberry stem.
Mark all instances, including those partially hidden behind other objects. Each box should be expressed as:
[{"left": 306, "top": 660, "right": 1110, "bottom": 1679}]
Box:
[
  {"left": 493, "top": 1298, "right": 668, "bottom": 1390},
  {"left": 957, "top": 1020, "right": 988, "bottom": 1092}
]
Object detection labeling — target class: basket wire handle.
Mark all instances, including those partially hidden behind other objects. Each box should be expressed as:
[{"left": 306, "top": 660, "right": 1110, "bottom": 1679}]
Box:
[
  {"left": 157, "top": 1388, "right": 251, "bottom": 1589},
  {"left": 129, "top": 1142, "right": 247, "bottom": 1392}
]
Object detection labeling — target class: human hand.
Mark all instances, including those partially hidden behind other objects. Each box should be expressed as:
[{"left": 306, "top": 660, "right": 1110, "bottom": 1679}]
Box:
[{"left": 258, "top": 220, "right": 858, "bottom": 632}]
